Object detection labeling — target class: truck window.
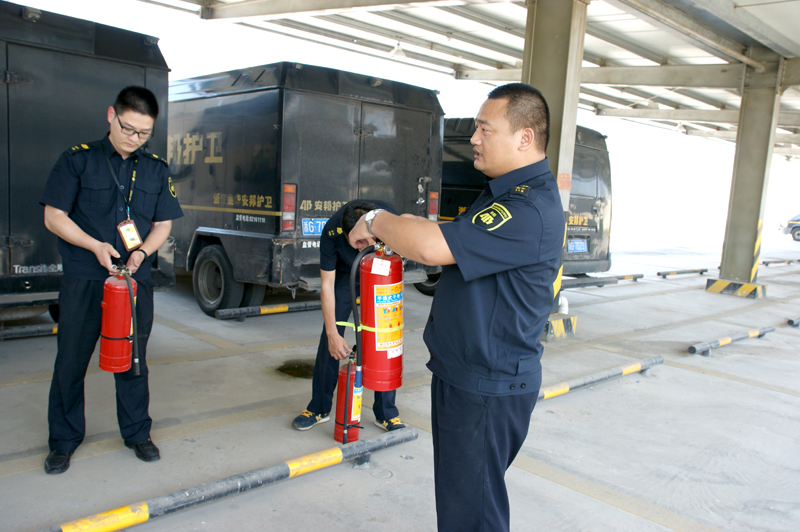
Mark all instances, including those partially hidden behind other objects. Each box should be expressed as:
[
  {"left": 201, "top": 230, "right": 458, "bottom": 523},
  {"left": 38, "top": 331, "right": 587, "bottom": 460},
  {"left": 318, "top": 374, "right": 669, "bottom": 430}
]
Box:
[{"left": 571, "top": 150, "right": 598, "bottom": 198}]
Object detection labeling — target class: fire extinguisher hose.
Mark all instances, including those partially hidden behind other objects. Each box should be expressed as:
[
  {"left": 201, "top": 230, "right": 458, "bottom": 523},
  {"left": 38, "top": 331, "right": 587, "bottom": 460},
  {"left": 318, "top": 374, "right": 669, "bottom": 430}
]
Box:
[{"left": 121, "top": 271, "right": 140, "bottom": 377}]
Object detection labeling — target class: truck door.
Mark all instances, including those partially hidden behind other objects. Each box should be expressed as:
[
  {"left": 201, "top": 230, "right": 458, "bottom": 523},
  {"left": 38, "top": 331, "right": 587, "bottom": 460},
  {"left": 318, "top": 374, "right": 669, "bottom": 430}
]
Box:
[
  {"left": 566, "top": 147, "right": 603, "bottom": 265},
  {"left": 7, "top": 43, "right": 145, "bottom": 280},
  {"left": 283, "top": 90, "right": 360, "bottom": 228},
  {"left": 358, "top": 103, "right": 432, "bottom": 215}
]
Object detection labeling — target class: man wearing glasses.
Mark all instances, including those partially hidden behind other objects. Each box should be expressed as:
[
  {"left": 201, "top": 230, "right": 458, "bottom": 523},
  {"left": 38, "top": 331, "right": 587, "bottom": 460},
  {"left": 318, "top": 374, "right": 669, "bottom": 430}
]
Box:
[{"left": 39, "top": 86, "right": 183, "bottom": 474}]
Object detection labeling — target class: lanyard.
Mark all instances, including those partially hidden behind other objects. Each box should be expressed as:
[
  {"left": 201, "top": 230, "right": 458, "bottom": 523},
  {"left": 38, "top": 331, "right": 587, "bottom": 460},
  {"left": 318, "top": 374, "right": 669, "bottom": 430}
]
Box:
[{"left": 102, "top": 141, "right": 138, "bottom": 220}]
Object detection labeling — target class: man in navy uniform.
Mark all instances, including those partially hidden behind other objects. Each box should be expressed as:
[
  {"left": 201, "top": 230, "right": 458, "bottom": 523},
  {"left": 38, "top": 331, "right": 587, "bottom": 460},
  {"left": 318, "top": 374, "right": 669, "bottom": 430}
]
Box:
[
  {"left": 40, "top": 86, "right": 183, "bottom": 474},
  {"left": 292, "top": 200, "right": 405, "bottom": 433},
  {"left": 348, "top": 84, "right": 563, "bottom": 531}
]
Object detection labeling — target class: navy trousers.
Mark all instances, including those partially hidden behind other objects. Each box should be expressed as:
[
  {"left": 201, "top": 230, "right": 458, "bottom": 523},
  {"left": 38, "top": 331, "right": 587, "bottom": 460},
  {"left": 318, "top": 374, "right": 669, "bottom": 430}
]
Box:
[
  {"left": 431, "top": 374, "right": 539, "bottom": 532},
  {"left": 307, "top": 283, "right": 398, "bottom": 421},
  {"left": 48, "top": 274, "right": 154, "bottom": 452}
]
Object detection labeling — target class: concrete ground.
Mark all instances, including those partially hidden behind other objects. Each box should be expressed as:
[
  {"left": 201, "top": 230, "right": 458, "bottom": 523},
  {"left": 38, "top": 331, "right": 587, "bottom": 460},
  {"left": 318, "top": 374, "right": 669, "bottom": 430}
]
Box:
[{"left": 1, "top": 239, "right": 799, "bottom": 532}]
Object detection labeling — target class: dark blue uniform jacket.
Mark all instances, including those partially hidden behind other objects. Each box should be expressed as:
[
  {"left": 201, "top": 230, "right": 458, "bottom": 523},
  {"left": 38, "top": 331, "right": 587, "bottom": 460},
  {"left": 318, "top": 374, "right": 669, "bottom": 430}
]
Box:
[
  {"left": 424, "top": 158, "right": 564, "bottom": 396},
  {"left": 39, "top": 136, "right": 183, "bottom": 282}
]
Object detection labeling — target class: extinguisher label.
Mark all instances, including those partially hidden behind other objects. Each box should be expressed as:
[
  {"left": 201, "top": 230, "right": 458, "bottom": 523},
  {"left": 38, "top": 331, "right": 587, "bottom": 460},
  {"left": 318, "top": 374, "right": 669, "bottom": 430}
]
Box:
[
  {"left": 370, "top": 258, "right": 392, "bottom": 276},
  {"left": 352, "top": 386, "right": 363, "bottom": 421},
  {"left": 374, "top": 282, "right": 403, "bottom": 351}
]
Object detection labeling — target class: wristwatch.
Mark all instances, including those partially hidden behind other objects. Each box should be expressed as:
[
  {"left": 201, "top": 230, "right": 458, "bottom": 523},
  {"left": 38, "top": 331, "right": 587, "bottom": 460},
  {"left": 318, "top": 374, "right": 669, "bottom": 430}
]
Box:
[{"left": 365, "top": 209, "right": 385, "bottom": 236}]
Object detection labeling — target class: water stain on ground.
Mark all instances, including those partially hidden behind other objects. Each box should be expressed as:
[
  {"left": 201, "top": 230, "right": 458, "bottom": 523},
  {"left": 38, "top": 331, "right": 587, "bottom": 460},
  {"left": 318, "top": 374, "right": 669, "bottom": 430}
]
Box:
[{"left": 276, "top": 358, "right": 316, "bottom": 379}]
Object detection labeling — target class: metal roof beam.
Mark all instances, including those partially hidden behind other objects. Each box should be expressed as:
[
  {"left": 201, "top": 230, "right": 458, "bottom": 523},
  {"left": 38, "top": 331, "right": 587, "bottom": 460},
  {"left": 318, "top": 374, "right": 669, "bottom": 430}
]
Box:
[
  {"left": 608, "top": 86, "right": 683, "bottom": 110},
  {"left": 456, "top": 68, "right": 521, "bottom": 81},
  {"left": 596, "top": 107, "right": 800, "bottom": 127},
  {"left": 681, "top": 0, "right": 800, "bottom": 58},
  {"left": 584, "top": 24, "right": 668, "bottom": 65},
  {"left": 605, "top": 0, "right": 765, "bottom": 71},
  {"left": 258, "top": 20, "right": 458, "bottom": 70},
  {"left": 457, "top": 64, "right": 746, "bottom": 89},
  {"left": 580, "top": 87, "right": 638, "bottom": 107},
  {"left": 318, "top": 14, "right": 513, "bottom": 68},
  {"left": 436, "top": 6, "right": 525, "bottom": 38},
  {"left": 673, "top": 88, "right": 735, "bottom": 110},
  {"left": 201, "top": 0, "right": 453, "bottom": 20},
  {"left": 511, "top": 1, "right": 674, "bottom": 66},
  {"left": 581, "top": 64, "right": 745, "bottom": 88},
  {"left": 773, "top": 147, "right": 800, "bottom": 156},
  {"left": 685, "top": 130, "right": 800, "bottom": 143},
  {"left": 374, "top": 10, "right": 522, "bottom": 60}
]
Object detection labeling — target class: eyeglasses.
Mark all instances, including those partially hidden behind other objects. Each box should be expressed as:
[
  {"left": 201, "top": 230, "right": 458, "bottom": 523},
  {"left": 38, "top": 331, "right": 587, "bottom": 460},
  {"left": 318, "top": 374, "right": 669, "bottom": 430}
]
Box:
[{"left": 115, "top": 114, "right": 152, "bottom": 140}]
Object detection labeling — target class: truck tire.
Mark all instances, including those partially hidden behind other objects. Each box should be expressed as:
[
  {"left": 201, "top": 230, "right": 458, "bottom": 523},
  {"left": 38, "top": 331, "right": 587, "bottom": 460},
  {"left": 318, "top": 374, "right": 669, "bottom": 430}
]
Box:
[
  {"left": 793, "top": 228, "right": 800, "bottom": 241},
  {"left": 414, "top": 273, "right": 440, "bottom": 296},
  {"left": 241, "top": 283, "right": 267, "bottom": 308},
  {"left": 193, "top": 245, "right": 244, "bottom": 316}
]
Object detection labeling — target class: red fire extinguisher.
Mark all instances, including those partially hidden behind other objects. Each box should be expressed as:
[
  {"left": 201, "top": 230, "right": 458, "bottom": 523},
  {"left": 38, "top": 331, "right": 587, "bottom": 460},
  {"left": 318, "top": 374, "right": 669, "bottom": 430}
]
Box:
[
  {"left": 334, "top": 360, "right": 362, "bottom": 443},
  {"left": 359, "top": 246, "right": 404, "bottom": 391},
  {"left": 335, "top": 243, "right": 404, "bottom": 444},
  {"left": 99, "top": 268, "right": 140, "bottom": 375}
]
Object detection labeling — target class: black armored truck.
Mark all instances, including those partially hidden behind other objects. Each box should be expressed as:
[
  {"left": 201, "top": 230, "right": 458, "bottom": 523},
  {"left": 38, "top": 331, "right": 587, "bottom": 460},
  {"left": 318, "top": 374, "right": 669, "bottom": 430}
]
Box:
[
  {"left": 0, "top": 2, "right": 173, "bottom": 324},
  {"left": 167, "top": 63, "right": 444, "bottom": 315}
]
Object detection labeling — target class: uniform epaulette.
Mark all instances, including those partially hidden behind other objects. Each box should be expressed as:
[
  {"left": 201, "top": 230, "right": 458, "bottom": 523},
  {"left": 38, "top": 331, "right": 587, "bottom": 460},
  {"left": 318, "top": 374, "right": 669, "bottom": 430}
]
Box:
[
  {"left": 148, "top": 153, "right": 169, "bottom": 166},
  {"left": 510, "top": 185, "right": 531, "bottom": 198},
  {"left": 68, "top": 143, "right": 93, "bottom": 154}
]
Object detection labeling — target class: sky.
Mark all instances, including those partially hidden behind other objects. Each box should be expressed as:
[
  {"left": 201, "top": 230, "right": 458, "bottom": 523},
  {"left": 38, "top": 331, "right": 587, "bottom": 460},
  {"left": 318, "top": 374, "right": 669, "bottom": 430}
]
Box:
[{"left": 13, "top": 0, "right": 800, "bottom": 255}]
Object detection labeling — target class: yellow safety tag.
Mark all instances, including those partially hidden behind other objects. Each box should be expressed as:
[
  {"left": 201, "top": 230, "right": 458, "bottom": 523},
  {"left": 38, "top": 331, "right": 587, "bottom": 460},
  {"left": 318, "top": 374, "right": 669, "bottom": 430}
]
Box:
[{"left": 335, "top": 321, "right": 405, "bottom": 333}]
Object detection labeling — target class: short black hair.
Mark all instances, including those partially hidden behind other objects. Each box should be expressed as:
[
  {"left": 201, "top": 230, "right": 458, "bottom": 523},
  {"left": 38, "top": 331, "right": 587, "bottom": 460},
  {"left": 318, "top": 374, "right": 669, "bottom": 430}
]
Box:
[
  {"left": 487, "top": 83, "right": 549, "bottom": 152},
  {"left": 114, "top": 86, "right": 159, "bottom": 119},
  {"left": 342, "top": 200, "right": 377, "bottom": 237}
]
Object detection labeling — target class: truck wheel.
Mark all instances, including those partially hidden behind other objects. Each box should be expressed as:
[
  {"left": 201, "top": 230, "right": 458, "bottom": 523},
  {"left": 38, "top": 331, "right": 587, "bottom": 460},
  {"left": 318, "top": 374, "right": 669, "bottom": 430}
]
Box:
[
  {"left": 793, "top": 228, "right": 800, "bottom": 241},
  {"left": 414, "top": 273, "right": 440, "bottom": 296},
  {"left": 241, "top": 283, "right": 267, "bottom": 308},
  {"left": 193, "top": 245, "right": 244, "bottom": 316},
  {"left": 48, "top": 304, "right": 60, "bottom": 323}
]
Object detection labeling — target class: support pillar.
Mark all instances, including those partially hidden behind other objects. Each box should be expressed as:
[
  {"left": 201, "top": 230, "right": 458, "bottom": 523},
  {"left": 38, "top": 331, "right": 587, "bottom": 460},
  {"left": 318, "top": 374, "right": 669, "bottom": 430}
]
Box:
[
  {"left": 521, "top": 0, "right": 588, "bottom": 209},
  {"left": 711, "top": 47, "right": 783, "bottom": 298},
  {"left": 521, "top": 0, "right": 588, "bottom": 327}
]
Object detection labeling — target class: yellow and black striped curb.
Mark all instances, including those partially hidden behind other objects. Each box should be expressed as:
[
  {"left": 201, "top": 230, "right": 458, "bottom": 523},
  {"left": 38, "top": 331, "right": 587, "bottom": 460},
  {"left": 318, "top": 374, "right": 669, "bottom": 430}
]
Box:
[
  {"left": 656, "top": 268, "right": 708, "bottom": 278},
  {"left": 688, "top": 327, "right": 775, "bottom": 356},
  {"left": 215, "top": 300, "right": 322, "bottom": 320},
  {"left": 543, "top": 313, "right": 577, "bottom": 342},
  {"left": 39, "top": 428, "right": 418, "bottom": 532},
  {"left": 539, "top": 357, "right": 663, "bottom": 400},
  {"left": 0, "top": 323, "right": 57, "bottom": 340},
  {"left": 705, "top": 278, "right": 765, "bottom": 299}
]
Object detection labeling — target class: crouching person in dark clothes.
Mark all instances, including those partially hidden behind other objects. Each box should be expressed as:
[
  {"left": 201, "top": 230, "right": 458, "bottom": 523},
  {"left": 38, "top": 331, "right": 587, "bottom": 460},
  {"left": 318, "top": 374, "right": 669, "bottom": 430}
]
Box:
[
  {"left": 292, "top": 200, "right": 405, "bottom": 433},
  {"left": 347, "top": 84, "right": 564, "bottom": 531},
  {"left": 40, "top": 86, "right": 183, "bottom": 474}
]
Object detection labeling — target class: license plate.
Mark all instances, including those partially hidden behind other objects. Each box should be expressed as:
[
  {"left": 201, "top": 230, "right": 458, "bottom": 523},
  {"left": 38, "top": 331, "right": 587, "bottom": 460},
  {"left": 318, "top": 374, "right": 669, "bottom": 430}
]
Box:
[
  {"left": 301, "top": 218, "right": 327, "bottom": 236},
  {"left": 568, "top": 239, "right": 588, "bottom": 253}
]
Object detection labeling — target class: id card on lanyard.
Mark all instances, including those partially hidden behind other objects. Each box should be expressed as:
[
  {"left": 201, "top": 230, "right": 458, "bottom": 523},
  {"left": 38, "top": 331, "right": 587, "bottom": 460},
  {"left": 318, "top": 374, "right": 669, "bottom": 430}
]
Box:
[{"left": 103, "top": 141, "right": 143, "bottom": 251}]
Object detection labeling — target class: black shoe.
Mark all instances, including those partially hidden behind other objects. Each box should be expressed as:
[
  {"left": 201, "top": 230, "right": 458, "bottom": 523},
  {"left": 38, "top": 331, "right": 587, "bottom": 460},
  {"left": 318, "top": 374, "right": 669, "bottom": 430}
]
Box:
[
  {"left": 126, "top": 439, "right": 161, "bottom": 462},
  {"left": 44, "top": 450, "right": 72, "bottom": 474}
]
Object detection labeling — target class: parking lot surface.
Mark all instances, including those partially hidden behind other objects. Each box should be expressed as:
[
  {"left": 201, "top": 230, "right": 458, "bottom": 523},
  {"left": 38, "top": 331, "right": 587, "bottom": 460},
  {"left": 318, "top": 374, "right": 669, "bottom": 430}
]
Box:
[{"left": 2, "top": 242, "right": 799, "bottom": 532}]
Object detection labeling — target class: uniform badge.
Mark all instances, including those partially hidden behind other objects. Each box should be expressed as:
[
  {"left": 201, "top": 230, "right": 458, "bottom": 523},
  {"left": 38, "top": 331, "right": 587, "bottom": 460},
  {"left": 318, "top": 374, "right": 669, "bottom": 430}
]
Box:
[
  {"left": 472, "top": 203, "right": 512, "bottom": 231},
  {"left": 168, "top": 176, "right": 177, "bottom": 198},
  {"left": 337, "top": 227, "right": 343, "bottom": 234},
  {"left": 512, "top": 185, "right": 531, "bottom": 197}
]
